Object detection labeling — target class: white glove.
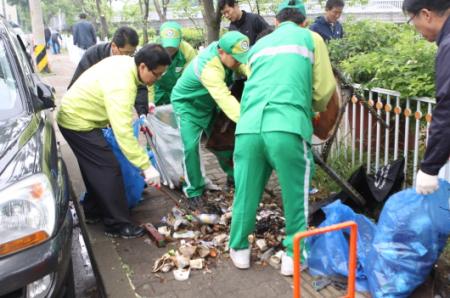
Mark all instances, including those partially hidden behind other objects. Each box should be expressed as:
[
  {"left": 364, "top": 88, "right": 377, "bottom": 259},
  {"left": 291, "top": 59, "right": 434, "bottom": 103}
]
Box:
[
  {"left": 148, "top": 102, "right": 156, "bottom": 115},
  {"left": 143, "top": 166, "right": 161, "bottom": 188},
  {"left": 415, "top": 170, "right": 439, "bottom": 195}
]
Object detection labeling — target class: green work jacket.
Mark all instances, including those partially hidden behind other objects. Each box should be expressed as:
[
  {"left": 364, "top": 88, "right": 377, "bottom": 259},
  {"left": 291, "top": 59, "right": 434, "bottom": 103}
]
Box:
[
  {"left": 150, "top": 40, "right": 196, "bottom": 105},
  {"left": 171, "top": 42, "right": 245, "bottom": 129},
  {"left": 236, "top": 21, "right": 336, "bottom": 143}
]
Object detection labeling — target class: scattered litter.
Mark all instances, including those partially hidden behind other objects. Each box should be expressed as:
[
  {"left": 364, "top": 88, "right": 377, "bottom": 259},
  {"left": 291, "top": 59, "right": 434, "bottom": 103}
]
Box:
[
  {"left": 259, "top": 247, "right": 275, "bottom": 262},
  {"left": 173, "top": 268, "right": 190, "bottom": 281},
  {"left": 179, "top": 245, "right": 197, "bottom": 258},
  {"left": 152, "top": 254, "right": 174, "bottom": 273},
  {"left": 256, "top": 239, "right": 268, "bottom": 252},
  {"left": 309, "top": 188, "right": 319, "bottom": 195},
  {"left": 269, "top": 251, "right": 284, "bottom": 270},
  {"left": 175, "top": 252, "right": 190, "bottom": 269},
  {"left": 189, "top": 259, "right": 204, "bottom": 270},
  {"left": 143, "top": 223, "right": 166, "bottom": 247},
  {"left": 213, "top": 234, "right": 228, "bottom": 246},
  {"left": 158, "top": 226, "right": 171, "bottom": 238},
  {"left": 197, "top": 245, "right": 211, "bottom": 258},
  {"left": 197, "top": 214, "right": 220, "bottom": 225},
  {"left": 312, "top": 278, "right": 332, "bottom": 291},
  {"left": 151, "top": 187, "right": 289, "bottom": 279},
  {"left": 173, "top": 231, "right": 198, "bottom": 239}
]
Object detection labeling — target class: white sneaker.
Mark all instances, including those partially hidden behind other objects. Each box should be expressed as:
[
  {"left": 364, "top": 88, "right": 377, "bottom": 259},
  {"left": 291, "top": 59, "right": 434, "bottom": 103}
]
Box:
[
  {"left": 230, "top": 248, "right": 251, "bottom": 269},
  {"left": 280, "top": 253, "right": 294, "bottom": 276},
  {"left": 280, "top": 252, "right": 308, "bottom": 276}
]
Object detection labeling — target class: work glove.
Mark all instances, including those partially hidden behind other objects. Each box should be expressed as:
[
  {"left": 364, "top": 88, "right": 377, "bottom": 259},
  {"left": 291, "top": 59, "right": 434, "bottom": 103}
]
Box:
[
  {"left": 143, "top": 166, "right": 161, "bottom": 188},
  {"left": 148, "top": 102, "right": 156, "bottom": 115},
  {"left": 415, "top": 170, "right": 439, "bottom": 195},
  {"left": 139, "top": 114, "right": 149, "bottom": 126}
]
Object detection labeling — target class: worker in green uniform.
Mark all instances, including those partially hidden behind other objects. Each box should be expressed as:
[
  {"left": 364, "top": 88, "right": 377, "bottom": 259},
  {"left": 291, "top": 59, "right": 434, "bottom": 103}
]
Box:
[
  {"left": 229, "top": 0, "right": 336, "bottom": 276},
  {"left": 171, "top": 31, "right": 249, "bottom": 210},
  {"left": 146, "top": 21, "right": 197, "bottom": 107}
]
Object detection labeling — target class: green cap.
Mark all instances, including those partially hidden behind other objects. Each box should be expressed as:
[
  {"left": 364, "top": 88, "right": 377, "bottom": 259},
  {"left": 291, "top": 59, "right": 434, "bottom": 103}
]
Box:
[
  {"left": 160, "top": 21, "right": 182, "bottom": 48},
  {"left": 277, "top": 0, "right": 306, "bottom": 16},
  {"left": 218, "top": 31, "right": 250, "bottom": 64}
]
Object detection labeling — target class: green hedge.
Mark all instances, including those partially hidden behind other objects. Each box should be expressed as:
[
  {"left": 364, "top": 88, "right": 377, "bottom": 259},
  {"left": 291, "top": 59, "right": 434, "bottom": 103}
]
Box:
[
  {"left": 328, "top": 20, "right": 436, "bottom": 98},
  {"left": 182, "top": 28, "right": 205, "bottom": 49}
]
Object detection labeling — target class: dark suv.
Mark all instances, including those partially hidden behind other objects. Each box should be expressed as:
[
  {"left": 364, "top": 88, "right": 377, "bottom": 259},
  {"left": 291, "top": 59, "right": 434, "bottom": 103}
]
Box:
[{"left": 0, "top": 19, "right": 74, "bottom": 297}]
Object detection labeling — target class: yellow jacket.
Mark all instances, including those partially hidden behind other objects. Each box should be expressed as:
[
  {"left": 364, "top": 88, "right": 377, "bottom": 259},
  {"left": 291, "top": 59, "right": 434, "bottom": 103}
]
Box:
[{"left": 57, "top": 56, "right": 150, "bottom": 170}]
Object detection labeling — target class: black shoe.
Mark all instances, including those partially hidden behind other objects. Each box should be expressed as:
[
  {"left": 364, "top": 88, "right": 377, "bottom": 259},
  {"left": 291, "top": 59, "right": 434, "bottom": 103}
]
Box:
[
  {"left": 85, "top": 216, "right": 101, "bottom": 224},
  {"left": 226, "top": 176, "right": 235, "bottom": 187},
  {"left": 83, "top": 212, "right": 101, "bottom": 224},
  {"left": 224, "top": 176, "right": 235, "bottom": 192},
  {"left": 104, "top": 223, "right": 146, "bottom": 239},
  {"left": 187, "top": 196, "right": 205, "bottom": 211}
]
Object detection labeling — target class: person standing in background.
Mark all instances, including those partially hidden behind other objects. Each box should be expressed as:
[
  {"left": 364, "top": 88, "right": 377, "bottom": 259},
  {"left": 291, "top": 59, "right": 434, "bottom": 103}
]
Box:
[
  {"left": 44, "top": 27, "right": 51, "bottom": 49},
  {"left": 72, "top": 13, "right": 97, "bottom": 52},
  {"left": 403, "top": 0, "right": 450, "bottom": 194},
  {"left": 219, "top": 0, "right": 270, "bottom": 46},
  {"left": 310, "top": 0, "right": 345, "bottom": 42},
  {"left": 51, "top": 30, "right": 63, "bottom": 54}
]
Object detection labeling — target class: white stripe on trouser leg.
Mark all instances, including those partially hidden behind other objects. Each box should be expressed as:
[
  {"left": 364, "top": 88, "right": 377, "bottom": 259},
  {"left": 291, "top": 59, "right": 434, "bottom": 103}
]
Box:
[
  {"left": 183, "top": 129, "right": 204, "bottom": 197},
  {"left": 199, "top": 139, "right": 208, "bottom": 181},
  {"left": 177, "top": 114, "right": 200, "bottom": 197},
  {"left": 302, "top": 140, "right": 311, "bottom": 262}
]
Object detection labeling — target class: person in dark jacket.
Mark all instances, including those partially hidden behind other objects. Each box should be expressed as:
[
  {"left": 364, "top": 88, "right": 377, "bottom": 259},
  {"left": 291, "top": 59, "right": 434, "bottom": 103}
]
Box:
[
  {"left": 217, "top": 0, "right": 270, "bottom": 190},
  {"left": 219, "top": 0, "right": 269, "bottom": 46},
  {"left": 403, "top": 0, "right": 450, "bottom": 194},
  {"left": 72, "top": 13, "right": 97, "bottom": 50},
  {"left": 310, "top": 0, "right": 344, "bottom": 42},
  {"left": 69, "top": 26, "right": 139, "bottom": 88},
  {"left": 51, "top": 30, "right": 62, "bottom": 54},
  {"left": 68, "top": 26, "right": 149, "bottom": 115},
  {"left": 44, "top": 27, "right": 51, "bottom": 49}
]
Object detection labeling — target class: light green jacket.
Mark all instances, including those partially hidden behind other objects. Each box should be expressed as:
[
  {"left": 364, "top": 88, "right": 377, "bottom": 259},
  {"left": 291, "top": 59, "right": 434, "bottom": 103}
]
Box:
[
  {"left": 236, "top": 21, "right": 336, "bottom": 143},
  {"left": 57, "top": 56, "right": 150, "bottom": 170},
  {"left": 170, "top": 42, "right": 246, "bottom": 129}
]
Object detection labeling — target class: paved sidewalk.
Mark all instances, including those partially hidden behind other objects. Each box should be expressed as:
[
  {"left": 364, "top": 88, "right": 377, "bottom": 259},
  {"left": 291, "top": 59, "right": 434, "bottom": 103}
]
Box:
[{"left": 42, "top": 53, "right": 350, "bottom": 298}]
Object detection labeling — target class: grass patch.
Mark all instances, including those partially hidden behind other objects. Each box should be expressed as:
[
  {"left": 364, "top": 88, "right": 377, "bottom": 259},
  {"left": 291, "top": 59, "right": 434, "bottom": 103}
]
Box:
[{"left": 311, "top": 148, "right": 362, "bottom": 200}]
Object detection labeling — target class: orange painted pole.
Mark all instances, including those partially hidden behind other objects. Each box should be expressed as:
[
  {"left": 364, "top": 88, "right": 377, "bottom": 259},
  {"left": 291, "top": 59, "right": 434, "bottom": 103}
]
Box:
[{"left": 293, "top": 221, "right": 358, "bottom": 298}]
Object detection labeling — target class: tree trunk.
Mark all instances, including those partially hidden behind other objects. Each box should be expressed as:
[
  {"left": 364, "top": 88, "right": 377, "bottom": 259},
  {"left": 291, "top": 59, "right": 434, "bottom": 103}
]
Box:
[
  {"left": 153, "top": 0, "right": 167, "bottom": 23},
  {"left": 163, "top": 0, "right": 169, "bottom": 18},
  {"left": 95, "top": 0, "right": 109, "bottom": 40},
  {"left": 139, "top": 0, "right": 149, "bottom": 44},
  {"left": 200, "top": 0, "right": 221, "bottom": 44}
]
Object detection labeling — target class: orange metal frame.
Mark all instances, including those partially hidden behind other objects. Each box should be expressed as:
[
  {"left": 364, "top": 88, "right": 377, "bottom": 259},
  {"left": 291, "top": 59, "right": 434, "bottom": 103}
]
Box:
[{"left": 293, "top": 221, "right": 358, "bottom": 298}]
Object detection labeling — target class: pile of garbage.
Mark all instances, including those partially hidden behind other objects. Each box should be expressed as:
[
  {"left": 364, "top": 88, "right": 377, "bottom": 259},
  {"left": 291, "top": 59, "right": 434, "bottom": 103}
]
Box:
[{"left": 150, "top": 191, "right": 288, "bottom": 280}]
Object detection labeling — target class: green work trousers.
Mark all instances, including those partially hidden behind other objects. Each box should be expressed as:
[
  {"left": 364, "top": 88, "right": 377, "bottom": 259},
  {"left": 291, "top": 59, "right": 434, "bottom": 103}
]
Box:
[
  {"left": 178, "top": 116, "right": 234, "bottom": 198},
  {"left": 229, "top": 132, "right": 314, "bottom": 258},
  {"left": 208, "top": 149, "right": 234, "bottom": 178}
]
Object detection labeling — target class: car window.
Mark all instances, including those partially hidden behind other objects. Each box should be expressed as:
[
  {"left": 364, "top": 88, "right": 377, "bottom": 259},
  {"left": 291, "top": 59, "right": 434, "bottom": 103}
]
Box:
[
  {"left": 0, "top": 40, "right": 22, "bottom": 120},
  {"left": 9, "top": 32, "right": 35, "bottom": 87}
]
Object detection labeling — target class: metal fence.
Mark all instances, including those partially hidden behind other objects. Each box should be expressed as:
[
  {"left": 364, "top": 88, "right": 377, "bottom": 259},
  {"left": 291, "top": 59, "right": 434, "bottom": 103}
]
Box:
[{"left": 327, "top": 85, "right": 450, "bottom": 187}]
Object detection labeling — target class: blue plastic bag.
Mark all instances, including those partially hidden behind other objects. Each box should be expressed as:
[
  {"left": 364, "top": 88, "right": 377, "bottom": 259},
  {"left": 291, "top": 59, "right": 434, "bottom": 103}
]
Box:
[
  {"left": 367, "top": 179, "right": 450, "bottom": 298},
  {"left": 102, "top": 121, "right": 146, "bottom": 208},
  {"left": 307, "top": 200, "right": 377, "bottom": 292}
]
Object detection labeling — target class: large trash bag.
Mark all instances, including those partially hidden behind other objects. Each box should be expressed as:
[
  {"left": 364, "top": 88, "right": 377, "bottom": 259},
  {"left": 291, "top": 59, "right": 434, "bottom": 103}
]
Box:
[
  {"left": 146, "top": 105, "right": 185, "bottom": 189},
  {"left": 103, "top": 121, "right": 146, "bottom": 209},
  {"left": 335, "top": 158, "right": 405, "bottom": 219},
  {"left": 307, "top": 200, "right": 377, "bottom": 292},
  {"left": 367, "top": 179, "right": 450, "bottom": 298}
]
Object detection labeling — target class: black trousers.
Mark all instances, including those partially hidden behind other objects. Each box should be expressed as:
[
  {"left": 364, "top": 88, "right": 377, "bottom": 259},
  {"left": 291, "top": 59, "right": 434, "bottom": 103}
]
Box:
[{"left": 59, "top": 126, "right": 131, "bottom": 226}]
